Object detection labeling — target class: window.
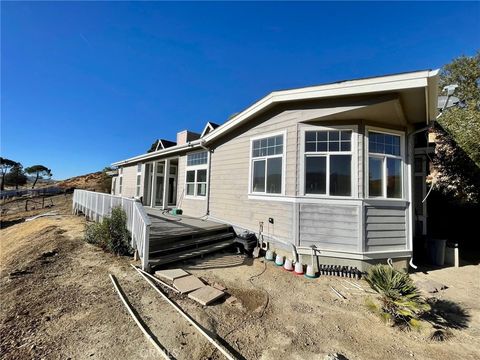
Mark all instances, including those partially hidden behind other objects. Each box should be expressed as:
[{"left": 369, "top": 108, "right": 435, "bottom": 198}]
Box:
[
  {"left": 135, "top": 164, "right": 142, "bottom": 197},
  {"left": 304, "top": 129, "right": 352, "bottom": 196},
  {"left": 368, "top": 131, "right": 403, "bottom": 199},
  {"left": 187, "top": 151, "right": 208, "bottom": 166},
  {"left": 185, "top": 151, "right": 208, "bottom": 197},
  {"left": 119, "top": 176, "right": 123, "bottom": 194},
  {"left": 251, "top": 134, "right": 284, "bottom": 194},
  {"left": 112, "top": 178, "right": 116, "bottom": 195}
]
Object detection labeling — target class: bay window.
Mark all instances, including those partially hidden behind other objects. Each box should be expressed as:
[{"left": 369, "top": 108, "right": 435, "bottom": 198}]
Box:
[
  {"left": 251, "top": 134, "right": 284, "bottom": 194},
  {"left": 368, "top": 130, "right": 403, "bottom": 199},
  {"left": 304, "top": 129, "right": 353, "bottom": 197},
  {"left": 185, "top": 151, "right": 208, "bottom": 197}
]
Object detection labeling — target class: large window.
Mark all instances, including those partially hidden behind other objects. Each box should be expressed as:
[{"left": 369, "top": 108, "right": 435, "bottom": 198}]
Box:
[
  {"left": 368, "top": 130, "right": 403, "bottom": 198},
  {"left": 304, "top": 129, "right": 353, "bottom": 196},
  {"left": 251, "top": 134, "right": 284, "bottom": 194},
  {"left": 185, "top": 151, "right": 208, "bottom": 197}
]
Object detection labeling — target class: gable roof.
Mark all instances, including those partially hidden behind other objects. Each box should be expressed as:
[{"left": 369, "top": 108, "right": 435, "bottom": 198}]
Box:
[
  {"left": 200, "top": 121, "right": 221, "bottom": 137},
  {"left": 113, "top": 69, "right": 439, "bottom": 166}
]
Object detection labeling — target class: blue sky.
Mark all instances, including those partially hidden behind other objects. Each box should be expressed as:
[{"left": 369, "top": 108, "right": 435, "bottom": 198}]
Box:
[{"left": 2, "top": 2, "right": 479, "bottom": 180}]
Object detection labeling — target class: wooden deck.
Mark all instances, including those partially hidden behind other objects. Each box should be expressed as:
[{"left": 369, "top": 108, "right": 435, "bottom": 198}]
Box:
[{"left": 145, "top": 209, "right": 235, "bottom": 266}]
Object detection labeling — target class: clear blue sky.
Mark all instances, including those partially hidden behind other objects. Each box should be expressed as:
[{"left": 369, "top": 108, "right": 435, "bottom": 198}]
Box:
[{"left": 2, "top": 2, "right": 479, "bottom": 180}]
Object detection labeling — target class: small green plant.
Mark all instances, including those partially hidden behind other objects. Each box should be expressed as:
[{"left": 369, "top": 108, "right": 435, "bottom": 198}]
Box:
[
  {"left": 85, "top": 207, "right": 133, "bottom": 256},
  {"left": 364, "top": 264, "right": 430, "bottom": 330}
]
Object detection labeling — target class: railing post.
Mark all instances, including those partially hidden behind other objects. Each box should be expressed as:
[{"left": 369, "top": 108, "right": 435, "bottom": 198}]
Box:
[{"left": 142, "top": 224, "right": 150, "bottom": 272}]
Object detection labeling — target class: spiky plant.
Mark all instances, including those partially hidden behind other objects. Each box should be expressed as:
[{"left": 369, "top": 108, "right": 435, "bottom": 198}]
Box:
[{"left": 364, "top": 264, "right": 430, "bottom": 329}]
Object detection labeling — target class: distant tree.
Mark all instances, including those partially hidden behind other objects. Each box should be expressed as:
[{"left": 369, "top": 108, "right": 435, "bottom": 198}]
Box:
[
  {"left": 147, "top": 139, "right": 160, "bottom": 153},
  {"left": 5, "top": 164, "right": 28, "bottom": 189},
  {"left": 0, "top": 157, "right": 19, "bottom": 191},
  {"left": 25, "top": 165, "right": 52, "bottom": 189},
  {"left": 100, "top": 167, "right": 114, "bottom": 193},
  {"left": 431, "top": 52, "right": 480, "bottom": 203}
]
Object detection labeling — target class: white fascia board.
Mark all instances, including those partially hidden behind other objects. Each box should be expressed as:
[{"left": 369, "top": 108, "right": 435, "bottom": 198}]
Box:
[
  {"left": 203, "top": 72, "right": 432, "bottom": 144},
  {"left": 112, "top": 140, "right": 202, "bottom": 166}
]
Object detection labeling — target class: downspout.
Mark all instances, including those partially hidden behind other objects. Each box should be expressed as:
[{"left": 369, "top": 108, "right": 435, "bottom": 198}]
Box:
[{"left": 406, "top": 88, "right": 452, "bottom": 270}]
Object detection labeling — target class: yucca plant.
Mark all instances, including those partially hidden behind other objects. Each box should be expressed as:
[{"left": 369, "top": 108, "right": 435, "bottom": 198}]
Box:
[{"left": 364, "top": 264, "right": 430, "bottom": 329}]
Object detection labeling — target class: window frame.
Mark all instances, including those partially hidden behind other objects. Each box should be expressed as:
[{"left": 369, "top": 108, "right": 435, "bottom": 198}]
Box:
[
  {"left": 366, "top": 127, "right": 406, "bottom": 200},
  {"left": 248, "top": 130, "right": 287, "bottom": 196},
  {"left": 184, "top": 150, "right": 209, "bottom": 199},
  {"left": 135, "top": 164, "right": 142, "bottom": 197},
  {"left": 300, "top": 125, "right": 358, "bottom": 199}
]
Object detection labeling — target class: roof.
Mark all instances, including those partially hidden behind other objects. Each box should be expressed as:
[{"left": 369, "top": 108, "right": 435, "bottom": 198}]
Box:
[{"left": 113, "top": 69, "right": 439, "bottom": 166}]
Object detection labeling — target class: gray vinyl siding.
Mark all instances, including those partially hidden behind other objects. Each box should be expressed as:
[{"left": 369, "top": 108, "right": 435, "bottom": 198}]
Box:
[
  {"left": 118, "top": 164, "right": 138, "bottom": 198},
  {"left": 365, "top": 206, "right": 407, "bottom": 252},
  {"left": 206, "top": 109, "right": 299, "bottom": 245},
  {"left": 176, "top": 155, "right": 207, "bottom": 217},
  {"left": 299, "top": 203, "right": 359, "bottom": 251}
]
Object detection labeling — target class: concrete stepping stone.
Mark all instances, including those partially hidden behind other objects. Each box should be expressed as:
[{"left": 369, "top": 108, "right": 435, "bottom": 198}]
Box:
[
  {"left": 188, "top": 286, "right": 225, "bottom": 306},
  {"left": 155, "top": 268, "right": 189, "bottom": 282},
  {"left": 173, "top": 275, "right": 205, "bottom": 294}
]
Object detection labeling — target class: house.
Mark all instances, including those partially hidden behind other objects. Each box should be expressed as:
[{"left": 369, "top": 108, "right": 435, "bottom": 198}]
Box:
[{"left": 110, "top": 70, "right": 440, "bottom": 270}]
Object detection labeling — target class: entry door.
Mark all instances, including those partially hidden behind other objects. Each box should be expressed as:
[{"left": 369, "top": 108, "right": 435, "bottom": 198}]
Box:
[
  {"left": 168, "top": 165, "right": 177, "bottom": 206},
  {"left": 154, "top": 162, "right": 164, "bottom": 207}
]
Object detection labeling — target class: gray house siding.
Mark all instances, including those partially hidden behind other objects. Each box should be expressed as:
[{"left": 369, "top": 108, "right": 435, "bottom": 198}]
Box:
[
  {"left": 365, "top": 205, "right": 408, "bottom": 252},
  {"left": 299, "top": 203, "right": 359, "bottom": 252}
]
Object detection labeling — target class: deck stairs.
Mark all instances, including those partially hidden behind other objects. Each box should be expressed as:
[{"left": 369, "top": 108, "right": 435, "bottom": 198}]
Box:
[{"left": 147, "top": 213, "right": 236, "bottom": 266}]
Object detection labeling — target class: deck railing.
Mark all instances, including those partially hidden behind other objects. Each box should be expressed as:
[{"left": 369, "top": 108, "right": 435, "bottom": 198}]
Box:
[{"left": 72, "top": 189, "right": 151, "bottom": 270}]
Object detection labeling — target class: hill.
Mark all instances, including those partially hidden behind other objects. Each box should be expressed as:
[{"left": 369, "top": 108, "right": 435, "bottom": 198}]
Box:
[{"left": 57, "top": 171, "right": 110, "bottom": 192}]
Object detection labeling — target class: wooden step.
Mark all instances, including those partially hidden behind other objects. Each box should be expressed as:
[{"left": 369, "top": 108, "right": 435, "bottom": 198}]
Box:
[
  {"left": 149, "top": 232, "right": 235, "bottom": 255},
  {"left": 149, "top": 239, "right": 234, "bottom": 266},
  {"left": 149, "top": 226, "right": 233, "bottom": 244}
]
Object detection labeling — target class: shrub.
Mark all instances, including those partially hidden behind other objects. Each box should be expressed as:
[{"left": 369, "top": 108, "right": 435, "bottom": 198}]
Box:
[
  {"left": 364, "top": 264, "right": 430, "bottom": 330},
  {"left": 85, "top": 207, "right": 133, "bottom": 256}
]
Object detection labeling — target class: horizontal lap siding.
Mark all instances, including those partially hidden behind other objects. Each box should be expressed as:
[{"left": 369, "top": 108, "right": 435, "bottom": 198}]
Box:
[
  {"left": 208, "top": 110, "right": 299, "bottom": 244},
  {"left": 177, "top": 155, "right": 207, "bottom": 217},
  {"left": 365, "top": 206, "right": 407, "bottom": 252},
  {"left": 299, "top": 203, "right": 359, "bottom": 251},
  {"left": 119, "top": 165, "right": 137, "bottom": 198}
]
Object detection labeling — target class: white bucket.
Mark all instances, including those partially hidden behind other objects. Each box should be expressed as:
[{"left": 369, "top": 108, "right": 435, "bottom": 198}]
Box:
[
  {"left": 305, "top": 264, "right": 317, "bottom": 278},
  {"left": 265, "top": 249, "right": 274, "bottom": 261},
  {"left": 294, "top": 262, "right": 304, "bottom": 275},
  {"left": 283, "top": 258, "right": 294, "bottom": 271},
  {"left": 275, "top": 254, "right": 284, "bottom": 266}
]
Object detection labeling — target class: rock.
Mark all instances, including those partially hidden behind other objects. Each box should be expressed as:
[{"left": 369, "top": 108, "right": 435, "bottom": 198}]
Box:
[{"left": 226, "top": 296, "right": 238, "bottom": 305}]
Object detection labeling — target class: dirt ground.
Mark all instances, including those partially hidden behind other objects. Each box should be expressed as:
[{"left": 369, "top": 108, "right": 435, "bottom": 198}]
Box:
[{"left": 1, "top": 195, "right": 479, "bottom": 360}]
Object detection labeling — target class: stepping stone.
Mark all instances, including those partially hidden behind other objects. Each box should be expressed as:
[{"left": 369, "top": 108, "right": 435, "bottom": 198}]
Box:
[
  {"left": 155, "top": 269, "right": 189, "bottom": 281},
  {"left": 173, "top": 275, "right": 205, "bottom": 294},
  {"left": 188, "top": 286, "right": 225, "bottom": 306}
]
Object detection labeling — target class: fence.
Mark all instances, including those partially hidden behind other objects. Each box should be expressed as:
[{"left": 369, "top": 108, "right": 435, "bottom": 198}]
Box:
[{"left": 72, "top": 189, "right": 151, "bottom": 270}]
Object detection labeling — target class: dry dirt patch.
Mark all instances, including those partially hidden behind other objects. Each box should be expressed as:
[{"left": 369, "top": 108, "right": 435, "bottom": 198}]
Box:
[{"left": 1, "top": 206, "right": 479, "bottom": 360}]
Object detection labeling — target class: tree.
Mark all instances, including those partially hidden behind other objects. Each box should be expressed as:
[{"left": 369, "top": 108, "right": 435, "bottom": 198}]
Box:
[
  {"left": 25, "top": 165, "right": 52, "bottom": 189},
  {"left": 431, "top": 52, "right": 480, "bottom": 203},
  {"left": 100, "top": 167, "right": 114, "bottom": 193},
  {"left": 0, "top": 157, "right": 19, "bottom": 191},
  {"left": 5, "top": 164, "right": 28, "bottom": 189}
]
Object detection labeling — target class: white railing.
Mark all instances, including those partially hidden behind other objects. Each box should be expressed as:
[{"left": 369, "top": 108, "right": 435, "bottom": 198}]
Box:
[{"left": 72, "top": 189, "right": 151, "bottom": 270}]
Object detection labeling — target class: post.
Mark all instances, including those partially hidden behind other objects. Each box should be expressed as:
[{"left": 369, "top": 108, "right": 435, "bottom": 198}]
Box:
[
  {"left": 162, "top": 159, "right": 170, "bottom": 210},
  {"left": 142, "top": 224, "right": 151, "bottom": 272}
]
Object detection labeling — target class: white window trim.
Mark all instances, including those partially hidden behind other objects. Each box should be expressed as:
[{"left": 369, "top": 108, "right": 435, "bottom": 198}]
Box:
[
  {"left": 248, "top": 130, "right": 287, "bottom": 197},
  {"left": 299, "top": 125, "right": 358, "bottom": 199},
  {"left": 365, "top": 126, "right": 406, "bottom": 200},
  {"left": 135, "top": 164, "right": 142, "bottom": 198},
  {"left": 184, "top": 150, "right": 209, "bottom": 199}
]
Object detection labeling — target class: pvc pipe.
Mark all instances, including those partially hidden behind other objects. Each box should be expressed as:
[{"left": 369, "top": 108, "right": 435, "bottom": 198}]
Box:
[
  {"left": 109, "top": 274, "right": 172, "bottom": 360},
  {"left": 131, "top": 266, "right": 236, "bottom": 360}
]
